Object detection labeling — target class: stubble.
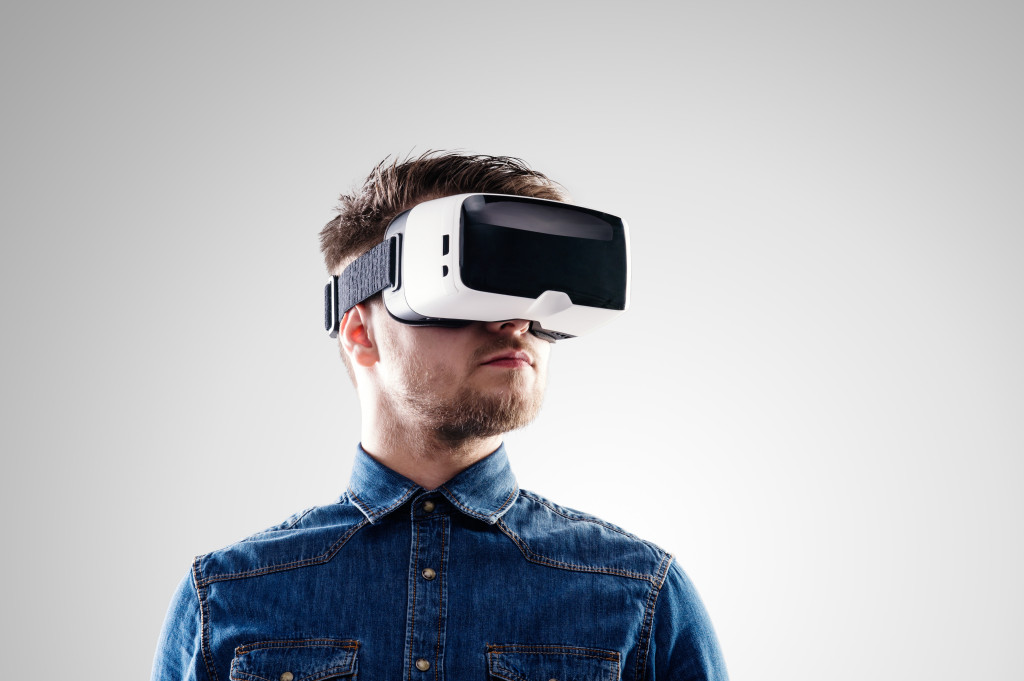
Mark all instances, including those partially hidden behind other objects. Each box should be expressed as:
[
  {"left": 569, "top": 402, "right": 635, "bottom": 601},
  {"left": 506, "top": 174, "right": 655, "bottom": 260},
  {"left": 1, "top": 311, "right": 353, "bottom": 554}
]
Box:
[{"left": 384, "top": 340, "right": 547, "bottom": 443}]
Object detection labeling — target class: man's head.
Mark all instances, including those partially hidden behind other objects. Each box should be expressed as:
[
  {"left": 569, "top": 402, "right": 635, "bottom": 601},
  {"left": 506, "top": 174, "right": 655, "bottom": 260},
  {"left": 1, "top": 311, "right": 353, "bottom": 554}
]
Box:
[{"left": 320, "top": 151, "right": 567, "bottom": 443}]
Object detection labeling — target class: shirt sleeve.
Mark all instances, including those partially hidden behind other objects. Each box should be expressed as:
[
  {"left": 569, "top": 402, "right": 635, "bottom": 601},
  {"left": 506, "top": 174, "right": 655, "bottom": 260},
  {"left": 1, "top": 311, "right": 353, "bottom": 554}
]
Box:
[
  {"left": 151, "top": 567, "right": 208, "bottom": 681},
  {"left": 646, "top": 559, "right": 729, "bottom": 681}
]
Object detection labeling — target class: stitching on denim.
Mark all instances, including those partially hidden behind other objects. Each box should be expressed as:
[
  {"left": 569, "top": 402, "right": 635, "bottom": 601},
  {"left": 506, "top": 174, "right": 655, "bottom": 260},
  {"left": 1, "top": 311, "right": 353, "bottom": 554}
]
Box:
[
  {"left": 346, "top": 488, "right": 371, "bottom": 519},
  {"left": 194, "top": 557, "right": 219, "bottom": 681},
  {"left": 407, "top": 519, "right": 420, "bottom": 681},
  {"left": 653, "top": 551, "right": 671, "bottom": 590},
  {"left": 486, "top": 643, "right": 620, "bottom": 660},
  {"left": 348, "top": 484, "right": 417, "bottom": 522},
  {"left": 197, "top": 518, "right": 369, "bottom": 586},
  {"left": 283, "top": 506, "right": 318, "bottom": 530},
  {"left": 489, "top": 671, "right": 526, "bottom": 681},
  {"left": 234, "top": 638, "right": 359, "bottom": 653},
  {"left": 634, "top": 554, "right": 670, "bottom": 681},
  {"left": 496, "top": 519, "right": 661, "bottom": 585},
  {"left": 231, "top": 663, "right": 354, "bottom": 681},
  {"left": 434, "top": 516, "right": 446, "bottom": 681},
  {"left": 440, "top": 484, "right": 518, "bottom": 522},
  {"left": 519, "top": 490, "right": 642, "bottom": 540},
  {"left": 492, "top": 485, "right": 519, "bottom": 517},
  {"left": 486, "top": 667, "right": 529, "bottom": 681},
  {"left": 231, "top": 662, "right": 352, "bottom": 681},
  {"left": 438, "top": 487, "right": 478, "bottom": 518},
  {"left": 486, "top": 645, "right": 620, "bottom": 681},
  {"left": 634, "top": 582, "right": 660, "bottom": 681},
  {"left": 489, "top": 660, "right": 618, "bottom": 681},
  {"left": 230, "top": 640, "right": 359, "bottom": 681}
]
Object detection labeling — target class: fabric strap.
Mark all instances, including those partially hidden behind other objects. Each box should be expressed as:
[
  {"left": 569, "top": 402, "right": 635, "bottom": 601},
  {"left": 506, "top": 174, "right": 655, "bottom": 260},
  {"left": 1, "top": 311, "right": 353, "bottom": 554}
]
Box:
[{"left": 338, "top": 240, "right": 393, "bottom": 313}]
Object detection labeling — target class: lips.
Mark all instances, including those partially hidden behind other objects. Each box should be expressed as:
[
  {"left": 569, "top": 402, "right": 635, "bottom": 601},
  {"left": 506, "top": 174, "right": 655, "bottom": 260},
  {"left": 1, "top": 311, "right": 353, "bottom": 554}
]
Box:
[{"left": 480, "top": 350, "right": 533, "bottom": 367}]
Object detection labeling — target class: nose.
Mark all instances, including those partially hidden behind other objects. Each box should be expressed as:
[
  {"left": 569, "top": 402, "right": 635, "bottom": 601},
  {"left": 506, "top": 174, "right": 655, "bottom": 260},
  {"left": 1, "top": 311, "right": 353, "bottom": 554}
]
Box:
[{"left": 483, "top": 318, "right": 532, "bottom": 336}]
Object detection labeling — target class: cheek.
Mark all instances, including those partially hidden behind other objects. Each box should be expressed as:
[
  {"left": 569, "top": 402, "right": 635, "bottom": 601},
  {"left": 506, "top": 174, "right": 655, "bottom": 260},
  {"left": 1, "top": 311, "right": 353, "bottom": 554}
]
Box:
[
  {"left": 375, "top": 330, "right": 422, "bottom": 384},
  {"left": 386, "top": 332, "right": 466, "bottom": 384},
  {"left": 415, "top": 330, "right": 475, "bottom": 365}
]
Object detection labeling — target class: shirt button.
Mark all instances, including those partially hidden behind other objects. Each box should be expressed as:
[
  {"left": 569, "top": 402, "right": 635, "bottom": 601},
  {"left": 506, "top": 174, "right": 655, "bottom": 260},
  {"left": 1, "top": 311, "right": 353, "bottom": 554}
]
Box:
[
  {"left": 416, "top": 658, "right": 431, "bottom": 671},
  {"left": 422, "top": 500, "right": 436, "bottom": 512},
  {"left": 280, "top": 673, "right": 294, "bottom": 681},
  {"left": 421, "top": 567, "right": 436, "bottom": 580}
]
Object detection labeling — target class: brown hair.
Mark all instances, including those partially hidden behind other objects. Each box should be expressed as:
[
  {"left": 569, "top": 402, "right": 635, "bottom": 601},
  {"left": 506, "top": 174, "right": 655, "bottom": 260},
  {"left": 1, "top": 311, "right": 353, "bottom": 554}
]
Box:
[{"left": 319, "top": 151, "right": 568, "bottom": 274}]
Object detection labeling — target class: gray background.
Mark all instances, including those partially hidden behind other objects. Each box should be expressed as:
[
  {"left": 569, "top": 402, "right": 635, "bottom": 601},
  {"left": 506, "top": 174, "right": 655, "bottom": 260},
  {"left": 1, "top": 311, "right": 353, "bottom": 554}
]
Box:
[{"left": 2, "top": 1, "right": 1021, "bottom": 678}]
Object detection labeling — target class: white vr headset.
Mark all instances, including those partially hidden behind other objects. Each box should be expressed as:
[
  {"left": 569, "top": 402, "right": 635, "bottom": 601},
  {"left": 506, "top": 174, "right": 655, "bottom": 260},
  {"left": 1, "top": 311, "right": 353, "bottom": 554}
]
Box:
[{"left": 325, "top": 193, "right": 630, "bottom": 342}]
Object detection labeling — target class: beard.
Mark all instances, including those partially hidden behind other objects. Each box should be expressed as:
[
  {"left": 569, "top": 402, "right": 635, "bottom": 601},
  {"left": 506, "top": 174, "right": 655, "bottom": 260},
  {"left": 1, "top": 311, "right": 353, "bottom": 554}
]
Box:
[{"left": 384, "top": 341, "right": 546, "bottom": 442}]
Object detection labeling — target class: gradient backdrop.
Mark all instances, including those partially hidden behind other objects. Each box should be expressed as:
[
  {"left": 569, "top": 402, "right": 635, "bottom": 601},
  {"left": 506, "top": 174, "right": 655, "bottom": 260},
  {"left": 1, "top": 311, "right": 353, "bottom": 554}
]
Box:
[{"left": 1, "top": 1, "right": 1021, "bottom": 679}]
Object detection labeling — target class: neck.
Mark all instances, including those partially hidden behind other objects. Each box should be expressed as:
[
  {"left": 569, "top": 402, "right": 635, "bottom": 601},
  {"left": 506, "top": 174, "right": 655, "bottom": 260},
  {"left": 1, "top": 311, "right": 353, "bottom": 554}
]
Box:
[{"left": 360, "top": 405, "right": 502, "bottom": 490}]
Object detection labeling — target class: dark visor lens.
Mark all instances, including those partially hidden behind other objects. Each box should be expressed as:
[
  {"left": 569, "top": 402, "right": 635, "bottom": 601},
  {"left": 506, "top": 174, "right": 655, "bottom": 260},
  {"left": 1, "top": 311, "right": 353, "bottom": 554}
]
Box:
[{"left": 459, "top": 195, "right": 627, "bottom": 310}]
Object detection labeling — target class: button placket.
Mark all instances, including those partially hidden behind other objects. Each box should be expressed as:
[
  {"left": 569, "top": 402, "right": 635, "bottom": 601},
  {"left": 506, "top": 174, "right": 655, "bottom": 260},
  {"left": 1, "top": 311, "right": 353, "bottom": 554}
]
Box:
[{"left": 404, "top": 497, "right": 449, "bottom": 679}]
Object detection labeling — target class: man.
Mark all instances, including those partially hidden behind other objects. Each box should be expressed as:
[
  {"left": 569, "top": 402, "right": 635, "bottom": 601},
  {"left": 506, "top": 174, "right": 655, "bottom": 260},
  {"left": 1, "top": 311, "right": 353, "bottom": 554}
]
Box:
[{"left": 152, "top": 152, "right": 728, "bottom": 680}]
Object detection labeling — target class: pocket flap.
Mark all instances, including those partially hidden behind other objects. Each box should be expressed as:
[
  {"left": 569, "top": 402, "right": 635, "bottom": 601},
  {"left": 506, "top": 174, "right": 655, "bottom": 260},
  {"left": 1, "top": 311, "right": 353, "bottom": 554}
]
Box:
[
  {"left": 486, "top": 644, "right": 620, "bottom": 681},
  {"left": 230, "top": 638, "right": 359, "bottom": 681}
]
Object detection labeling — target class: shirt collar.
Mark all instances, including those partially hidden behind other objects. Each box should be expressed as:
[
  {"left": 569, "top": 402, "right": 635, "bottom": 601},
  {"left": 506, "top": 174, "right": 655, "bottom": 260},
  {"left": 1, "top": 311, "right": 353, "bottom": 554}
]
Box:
[{"left": 347, "top": 443, "right": 519, "bottom": 525}]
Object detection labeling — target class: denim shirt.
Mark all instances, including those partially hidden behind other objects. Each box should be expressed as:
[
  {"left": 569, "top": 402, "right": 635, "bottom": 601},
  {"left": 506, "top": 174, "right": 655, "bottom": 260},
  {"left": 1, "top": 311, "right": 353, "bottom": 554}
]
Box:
[{"left": 153, "top": 445, "right": 727, "bottom": 681}]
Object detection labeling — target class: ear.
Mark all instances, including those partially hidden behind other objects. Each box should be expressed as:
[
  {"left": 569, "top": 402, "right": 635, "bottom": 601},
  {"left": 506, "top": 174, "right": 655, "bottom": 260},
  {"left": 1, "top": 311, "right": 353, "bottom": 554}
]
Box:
[{"left": 340, "top": 303, "right": 380, "bottom": 368}]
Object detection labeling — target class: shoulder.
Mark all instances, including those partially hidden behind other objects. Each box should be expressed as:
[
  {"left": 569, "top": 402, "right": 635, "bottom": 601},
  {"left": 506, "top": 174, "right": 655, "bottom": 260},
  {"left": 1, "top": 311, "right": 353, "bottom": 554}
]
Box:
[
  {"left": 647, "top": 558, "right": 730, "bottom": 678},
  {"left": 499, "top": 489, "right": 674, "bottom": 588},
  {"left": 192, "top": 497, "right": 369, "bottom": 587}
]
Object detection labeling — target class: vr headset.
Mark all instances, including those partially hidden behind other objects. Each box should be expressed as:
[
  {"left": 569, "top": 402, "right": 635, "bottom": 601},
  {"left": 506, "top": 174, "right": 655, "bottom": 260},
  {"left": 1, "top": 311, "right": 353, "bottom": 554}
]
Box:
[{"left": 324, "top": 193, "right": 630, "bottom": 342}]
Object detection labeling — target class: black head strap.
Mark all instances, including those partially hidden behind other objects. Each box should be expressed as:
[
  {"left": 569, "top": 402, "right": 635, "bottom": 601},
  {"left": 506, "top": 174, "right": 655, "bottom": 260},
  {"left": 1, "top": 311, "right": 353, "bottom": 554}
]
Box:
[{"left": 324, "top": 239, "right": 395, "bottom": 337}]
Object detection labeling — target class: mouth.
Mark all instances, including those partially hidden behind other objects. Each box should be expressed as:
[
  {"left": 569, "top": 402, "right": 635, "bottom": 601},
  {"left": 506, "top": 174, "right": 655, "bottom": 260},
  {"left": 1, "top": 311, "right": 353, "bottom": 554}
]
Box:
[{"left": 479, "top": 350, "right": 534, "bottom": 369}]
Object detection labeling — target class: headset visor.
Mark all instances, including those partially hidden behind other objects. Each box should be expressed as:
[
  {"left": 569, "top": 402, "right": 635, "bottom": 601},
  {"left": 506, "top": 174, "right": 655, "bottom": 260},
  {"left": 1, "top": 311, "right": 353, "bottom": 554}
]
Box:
[{"left": 459, "top": 195, "right": 628, "bottom": 310}]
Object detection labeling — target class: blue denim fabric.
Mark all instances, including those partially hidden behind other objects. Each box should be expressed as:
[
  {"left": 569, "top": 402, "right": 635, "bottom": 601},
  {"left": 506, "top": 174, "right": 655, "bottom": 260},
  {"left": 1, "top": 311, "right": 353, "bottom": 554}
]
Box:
[{"left": 153, "top": 445, "right": 727, "bottom": 680}]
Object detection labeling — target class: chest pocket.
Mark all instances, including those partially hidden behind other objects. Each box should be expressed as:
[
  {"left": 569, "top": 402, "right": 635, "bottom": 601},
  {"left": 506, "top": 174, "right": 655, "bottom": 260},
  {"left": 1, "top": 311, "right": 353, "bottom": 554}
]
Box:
[
  {"left": 486, "top": 644, "right": 620, "bottom": 681},
  {"left": 230, "top": 638, "right": 359, "bottom": 681}
]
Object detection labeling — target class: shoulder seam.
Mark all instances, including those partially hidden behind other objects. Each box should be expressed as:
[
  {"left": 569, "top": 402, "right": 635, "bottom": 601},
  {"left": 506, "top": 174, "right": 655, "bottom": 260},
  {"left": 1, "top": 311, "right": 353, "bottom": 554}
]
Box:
[
  {"left": 233, "top": 500, "right": 351, "bottom": 544},
  {"left": 283, "top": 505, "right": 319, "bottom": 530},
  {"left": 495, "top": 518, "right": 666, "bottom": 586},
  {"left": 518, "top": 490, "right": 649, "bottom": 542},
  {"left": 195, "top": 517, "right": 370, "bottom": 586}
]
